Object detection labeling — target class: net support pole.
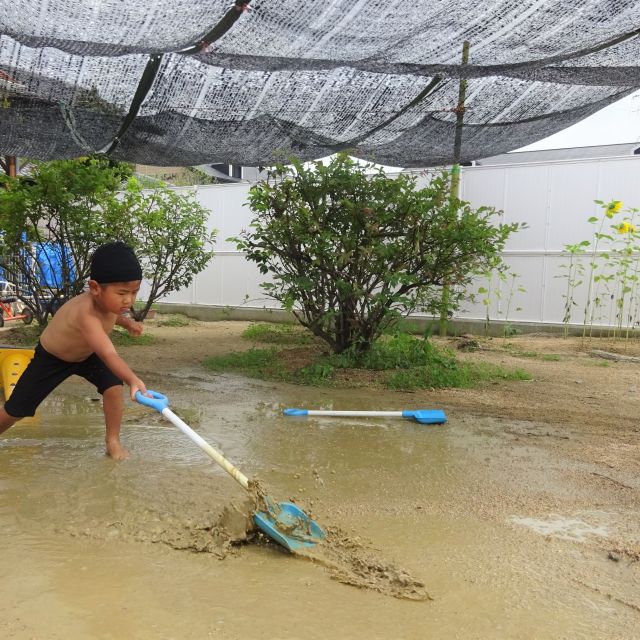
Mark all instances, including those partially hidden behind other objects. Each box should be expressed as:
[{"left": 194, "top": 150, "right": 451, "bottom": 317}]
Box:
[
  {"left": 5, "top": 156, "right": 17, "bottom": 177},
  {"left": 439, "top": 40, "right": 470, "bottom": 337}
]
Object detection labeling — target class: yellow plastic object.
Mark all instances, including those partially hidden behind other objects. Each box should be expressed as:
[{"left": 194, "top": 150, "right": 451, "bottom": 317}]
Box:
[{"left": 0, "top": 346, "right": 34, "bottom": 400}]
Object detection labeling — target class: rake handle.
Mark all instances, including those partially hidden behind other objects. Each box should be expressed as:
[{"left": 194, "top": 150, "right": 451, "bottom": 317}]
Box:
[
  {"left": 285, "top": 409, "right": 404, "bottom": 418},
  {"left": 136, "top": 391, "right": 250, "bottom": 490}
]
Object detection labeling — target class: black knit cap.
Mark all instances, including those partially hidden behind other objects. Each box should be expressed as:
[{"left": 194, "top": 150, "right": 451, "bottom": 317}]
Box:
[{"left": 90, "top": 242, "right": 142, "bottom": 284}]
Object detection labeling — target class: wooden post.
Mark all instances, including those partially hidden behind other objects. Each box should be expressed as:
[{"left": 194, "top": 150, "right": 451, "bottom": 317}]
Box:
[
  {"left": 439, "top": 41, "right": 470, "bottom": 337},
  {"left": 1, "top": 155, "right": 18, "bottom": 176},
  {"left": 7, "top": 155, "right": 17, "bottom": 177}
]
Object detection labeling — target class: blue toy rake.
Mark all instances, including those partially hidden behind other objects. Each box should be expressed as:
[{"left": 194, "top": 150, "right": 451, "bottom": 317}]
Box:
[
  {"left": 136, "top": 391, "right": 325, "bottom": 552},
  {"left": 283, "top": 408, "right": 447, "bottom": 425}
]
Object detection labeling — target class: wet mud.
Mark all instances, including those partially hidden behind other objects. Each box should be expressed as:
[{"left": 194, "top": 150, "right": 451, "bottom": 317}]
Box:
[
  {"left": 299, "top": 526, "right": 431, "bottom": 601},
  {"left": 53, "top": 463, "right": 431, "bottom": 602},
  {"left": 2, "top": 324, "right": 640, "bottom": 639}
]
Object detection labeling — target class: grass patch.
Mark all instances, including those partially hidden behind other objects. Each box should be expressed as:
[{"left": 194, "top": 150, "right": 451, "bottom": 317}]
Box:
[
  {"left": 504, "top": 345, "right": 562, "bottom": 362},
  {"left": 111, "top": 328, "right": 156, "bottom": 346},
  {"left": 502, "top": 343, "right": 540, "bottom": 358},
  {"left": 157, "top": 313, "right": 191, "bottom": 327},
  {"left": 242, "top": 322, "right": 314, "bottom": 345},
  {"left": 203, "top": 333, "right": 530, "bottom": 390},
  {"left": 203, "top": 347, "right": 288, "bottom": 379},
  {"left": 385, "top": 355, "right": 530, "bottom": 391}
]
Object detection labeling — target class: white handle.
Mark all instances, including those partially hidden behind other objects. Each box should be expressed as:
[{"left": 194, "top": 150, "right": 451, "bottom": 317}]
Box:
[
  {"left": 161, "top": 407, "right": 250, "bottom": 490},
  {"left": 305, "top": 410, "right": 403, "bottom": 418}
]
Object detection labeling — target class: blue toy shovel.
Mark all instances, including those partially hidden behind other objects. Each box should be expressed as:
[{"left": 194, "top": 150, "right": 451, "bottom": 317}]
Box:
[
  {"left": 283, "top": 408, "right": 447, "bottom": 425},
  {"left": 135, "top": 391, "right": 325, "bottom": 552}
]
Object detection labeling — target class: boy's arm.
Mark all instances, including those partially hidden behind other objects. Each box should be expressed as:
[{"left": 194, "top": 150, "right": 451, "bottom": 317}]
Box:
[{"left": 79, "top": 315, "right": 147, "bottom": 400}]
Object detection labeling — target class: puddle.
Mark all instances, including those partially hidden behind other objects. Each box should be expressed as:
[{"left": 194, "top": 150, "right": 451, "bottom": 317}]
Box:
[{"left": 1, "top": 375, "right": 639, "bottom": 638}]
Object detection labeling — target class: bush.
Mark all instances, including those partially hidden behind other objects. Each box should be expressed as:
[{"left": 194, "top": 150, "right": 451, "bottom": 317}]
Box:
[{"left": 233, "top": 154, "right": 522, "bottom": 354}]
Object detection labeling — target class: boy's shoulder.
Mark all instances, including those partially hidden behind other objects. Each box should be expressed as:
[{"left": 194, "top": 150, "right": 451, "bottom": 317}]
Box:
[{"left": 59, "top": 292, "right": 101, "bottom": 320}]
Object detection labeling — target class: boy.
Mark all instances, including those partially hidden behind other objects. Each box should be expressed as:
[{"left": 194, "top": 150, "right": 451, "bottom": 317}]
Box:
[{"left": 0, "top": 241, "right": 148, "bottom": 460}]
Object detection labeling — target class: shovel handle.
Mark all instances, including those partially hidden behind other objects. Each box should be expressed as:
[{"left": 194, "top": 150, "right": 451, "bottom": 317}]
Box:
[{"left": 135, "top": 391, "right": 250, "bottom": 491}]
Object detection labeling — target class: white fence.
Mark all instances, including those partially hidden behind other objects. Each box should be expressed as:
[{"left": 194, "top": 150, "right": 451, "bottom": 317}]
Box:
[{"left": 150, "top": 154, "right": 640, "bottom": 328}]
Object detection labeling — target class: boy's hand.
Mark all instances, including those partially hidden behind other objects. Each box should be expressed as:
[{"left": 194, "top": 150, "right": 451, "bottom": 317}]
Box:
[
  {"left": 129, "top": 377, "right": 148, "bottom": 402},
  {"left": 126, "top": 320, "right": 144, "bottom": 337}
]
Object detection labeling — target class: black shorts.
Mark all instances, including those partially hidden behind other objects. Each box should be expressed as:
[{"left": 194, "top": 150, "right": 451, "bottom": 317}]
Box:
[{"left": 4, "top": 342, "right": 123, "bottom": 418}]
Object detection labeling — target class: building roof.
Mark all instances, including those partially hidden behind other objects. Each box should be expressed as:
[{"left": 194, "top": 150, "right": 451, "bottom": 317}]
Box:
[{"left": 474, "top": 142, "right": 640, "bottom": 166}]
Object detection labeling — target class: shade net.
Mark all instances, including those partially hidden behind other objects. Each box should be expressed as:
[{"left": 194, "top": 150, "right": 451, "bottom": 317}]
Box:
[{"left": 0, "top": 1, "right": 639, "bottom": 167}]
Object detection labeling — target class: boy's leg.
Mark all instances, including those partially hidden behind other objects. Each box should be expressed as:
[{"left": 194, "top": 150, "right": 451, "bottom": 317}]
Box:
[
  {"left": 102, "top": 385, "right": 128, "bottom": 460},
  {"left": 0, "top": 406, "right": 19, "bottom": 436},
  {"left": 78, "top": 353, "right": 126, "bottom": 460}
]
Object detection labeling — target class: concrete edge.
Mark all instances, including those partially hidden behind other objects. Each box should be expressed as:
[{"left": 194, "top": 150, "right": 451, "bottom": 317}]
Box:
[{"left": 150, "top": 302, "right": 595, "bottom": 338}]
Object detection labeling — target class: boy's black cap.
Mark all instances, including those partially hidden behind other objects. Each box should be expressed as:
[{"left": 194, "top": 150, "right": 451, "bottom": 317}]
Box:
[{"left": 90, "top": 242, "right": 142, "bottom": 284}]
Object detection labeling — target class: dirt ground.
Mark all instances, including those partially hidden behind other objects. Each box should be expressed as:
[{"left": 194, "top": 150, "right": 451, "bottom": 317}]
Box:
[{"left": 129, "top": 318, "right": 639, "bottom": 436}]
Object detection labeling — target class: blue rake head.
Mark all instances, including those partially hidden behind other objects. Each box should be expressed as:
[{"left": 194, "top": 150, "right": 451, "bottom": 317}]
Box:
[
  {"left": 253, "top": 500, "right": 325, "bottom": 552},
  {"left": 402, "top": 409, "right": 447, "bottom": 424}
]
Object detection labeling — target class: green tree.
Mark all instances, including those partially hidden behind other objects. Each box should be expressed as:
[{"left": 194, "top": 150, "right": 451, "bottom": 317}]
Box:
[
  {"left": 0, "top": 158, "right": 216, "bottom": 326},
  {"left": 124, "top": 185, "right": 216, "bottom": 321},
  {"left": 0, "top": 157, "right": 133, "bottom": 325},
  {"left": 234, "top": 154, "right": 521, "bottom": 354}
]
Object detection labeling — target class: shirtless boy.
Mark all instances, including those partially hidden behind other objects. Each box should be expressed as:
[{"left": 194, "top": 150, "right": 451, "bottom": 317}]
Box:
[{"left": 0, "top": 241, "right": 148, "bottom": 460}]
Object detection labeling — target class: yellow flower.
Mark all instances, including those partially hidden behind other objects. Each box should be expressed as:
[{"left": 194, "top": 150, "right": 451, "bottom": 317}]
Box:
[
  {"left": 616, "top": 221, "right": 635, "bottom": 234},
  {"left": 605, "top": 200, "right": 623, "bottom": 218}
]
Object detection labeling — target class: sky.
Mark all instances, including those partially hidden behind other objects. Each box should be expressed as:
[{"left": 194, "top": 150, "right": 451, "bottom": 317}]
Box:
[{"left": 517, "top": 90, "right": 640, "bottom": 151}]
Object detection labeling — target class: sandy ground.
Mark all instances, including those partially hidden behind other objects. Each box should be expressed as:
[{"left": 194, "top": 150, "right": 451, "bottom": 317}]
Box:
[{"left": 1, "top": 318, "right": 639, "bottom": 639}]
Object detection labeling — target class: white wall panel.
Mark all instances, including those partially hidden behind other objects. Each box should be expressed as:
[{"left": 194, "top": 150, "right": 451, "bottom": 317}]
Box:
[
  {"left": 157, "top": 155, "right": 640, "bottom": 328},
  {"left": 191, "top": 183, "right": 254, "bottom": 253},
  {"left": 595, "top": 159, "right": 640, "bottom": 206},
  {"left": 499, "top": 255, "right": 545, "bottom": 323},
  {"left": 543, "top": 254, "right": 584, "bottom": 327},
  {"left": 462, "top": 155, "right": 640, "bottom": 326},
  {"left": 547, "top": 162, "right": 601, "bottom": 250},
  {"left": 501, "top": 165, "right": 550, "bottom": 252},
  {"left": 460, "top": 167, "right": 505, "bottom": 210}
]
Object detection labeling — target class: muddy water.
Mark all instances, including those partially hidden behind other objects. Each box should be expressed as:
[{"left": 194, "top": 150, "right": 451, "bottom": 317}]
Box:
[{"left": 1, "top": 373, "right": 638, "bottom": 639}]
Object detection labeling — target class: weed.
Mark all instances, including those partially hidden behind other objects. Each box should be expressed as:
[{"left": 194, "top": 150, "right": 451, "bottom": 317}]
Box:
[
  {"left": 329, "top": 333, "right": 452, "bottom": 370},
  {"left": 469, "top": 362, "right": 531, "bottom": 382},
  {"left": 111, "top": 329, "right": 155, "bottom": 346},
  {"left": 297, "top": 362, "right": 335, "bottom": 385},
  {"left": 157, "top": 314, "right": 191, "bottom": 327},
  {"left": 510, "top": 349, "right": 539, "bottom": 358},
  {"left": 203, "top": 348, "right": 287, "bottom": 379},
  {"left": 242, "top": 322, "right": 314, "bottom": 345}
]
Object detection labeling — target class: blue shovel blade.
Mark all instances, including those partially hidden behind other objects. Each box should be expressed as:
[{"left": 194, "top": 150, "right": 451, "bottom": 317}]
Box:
[{"left": 253, "top": 501, "right": 326, "bottom": 552}]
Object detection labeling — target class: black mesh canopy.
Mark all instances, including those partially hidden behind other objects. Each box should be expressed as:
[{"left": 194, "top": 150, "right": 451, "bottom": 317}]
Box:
[{"left": 1, "top": 1, "right": 638, "bottom": 167}]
